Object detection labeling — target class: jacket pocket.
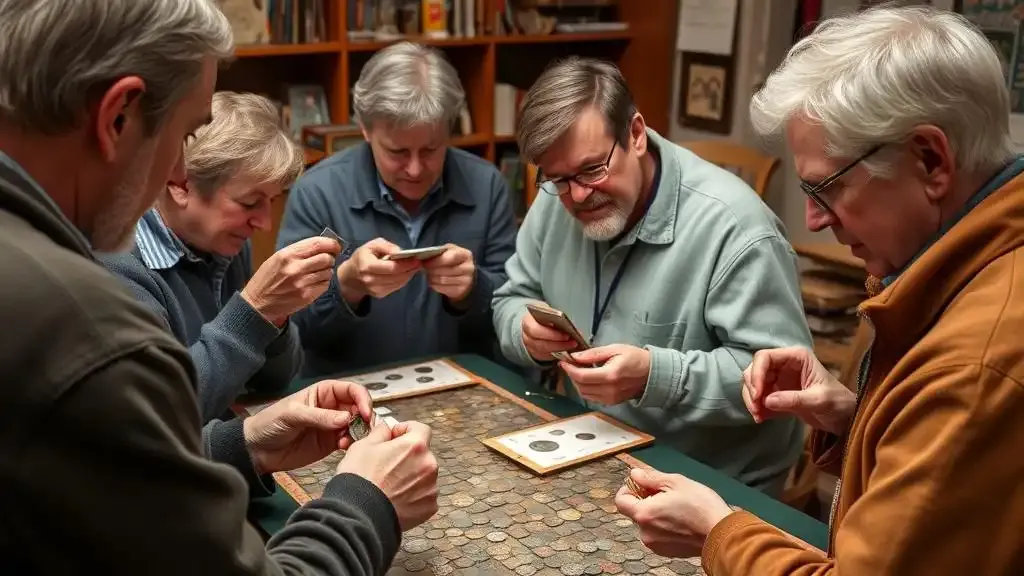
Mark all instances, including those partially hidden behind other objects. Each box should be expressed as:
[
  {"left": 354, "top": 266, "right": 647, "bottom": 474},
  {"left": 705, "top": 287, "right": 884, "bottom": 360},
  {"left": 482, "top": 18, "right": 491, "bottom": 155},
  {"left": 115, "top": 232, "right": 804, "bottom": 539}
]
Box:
[{"left": 630, "top": 313, "right": 685, "bottom": 348}]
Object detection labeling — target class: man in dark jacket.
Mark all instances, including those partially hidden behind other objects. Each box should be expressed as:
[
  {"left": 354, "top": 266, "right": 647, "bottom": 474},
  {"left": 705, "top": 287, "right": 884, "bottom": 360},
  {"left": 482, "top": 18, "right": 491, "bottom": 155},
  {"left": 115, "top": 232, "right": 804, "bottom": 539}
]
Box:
[{"left": 0, "top": 1, "right": 438, "bottom": 574}]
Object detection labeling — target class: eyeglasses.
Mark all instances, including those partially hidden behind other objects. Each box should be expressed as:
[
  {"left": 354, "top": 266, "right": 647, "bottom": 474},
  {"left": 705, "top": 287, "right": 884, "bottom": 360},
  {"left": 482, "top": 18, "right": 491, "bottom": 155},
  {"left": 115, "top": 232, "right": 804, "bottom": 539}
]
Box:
[
  {"left": 800, "top": 144, "right": 883, "bottom": 216},
  {"left": 539, "top": 141, "right": 617, "bottom": 196}
]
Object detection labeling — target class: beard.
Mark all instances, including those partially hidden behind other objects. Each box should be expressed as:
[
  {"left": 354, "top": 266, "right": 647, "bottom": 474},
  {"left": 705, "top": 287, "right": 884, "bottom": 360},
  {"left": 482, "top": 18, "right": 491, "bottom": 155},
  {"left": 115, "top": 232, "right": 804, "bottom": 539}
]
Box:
[
  {"left": 575, "top": 191, "right": 631, "bottom": 241},
  {"left": 90, "top": 140, "right": 159, "bottom": 252}
]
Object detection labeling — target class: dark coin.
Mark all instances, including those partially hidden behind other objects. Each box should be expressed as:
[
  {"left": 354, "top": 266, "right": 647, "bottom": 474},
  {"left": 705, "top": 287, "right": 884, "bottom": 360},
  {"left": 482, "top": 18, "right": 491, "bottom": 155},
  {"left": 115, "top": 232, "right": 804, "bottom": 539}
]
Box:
[
  {"left": 417, "top": 376, "right": 435, "bottom": 383},
  {"left": 414, "top": 366, "right": 434, "bottom": 373},
  {"left": 385, "top": 373, "right": 403, "bottom": 380},
  {"left": 364, "top": 381, "right": 388, "bottom": 391},
  {"left": 529, "top": 440, "right": 559, "bottom": 452},
  {"left": 575, "top": 433, "right": 596, "bottom": 440},
  {"left": 550, "top": 429, "right": 565, "bottom": 436},
  {"left": 348, "top": 415, "right": 369, "bottom": 441},
  {"left": 402, "top": 557, "right": 427, "bottom": 571}
]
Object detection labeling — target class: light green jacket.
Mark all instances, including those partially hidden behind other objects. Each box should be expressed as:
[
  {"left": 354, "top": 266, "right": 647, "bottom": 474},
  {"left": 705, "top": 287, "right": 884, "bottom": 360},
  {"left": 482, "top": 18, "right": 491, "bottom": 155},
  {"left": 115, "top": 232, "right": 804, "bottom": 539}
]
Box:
[{"left": 491, "top": 129, "right": 812, "bottom": 490}]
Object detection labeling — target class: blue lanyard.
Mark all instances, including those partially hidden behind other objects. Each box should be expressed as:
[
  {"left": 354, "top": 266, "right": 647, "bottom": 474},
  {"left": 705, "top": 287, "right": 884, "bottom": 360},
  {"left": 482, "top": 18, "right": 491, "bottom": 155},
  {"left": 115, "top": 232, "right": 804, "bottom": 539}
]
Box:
[
  {"left": 590, "top": 180, "right": 659, "bottom": 341},
  {"left": 591, "top": 242, "right": 641, "bottom": 340}
]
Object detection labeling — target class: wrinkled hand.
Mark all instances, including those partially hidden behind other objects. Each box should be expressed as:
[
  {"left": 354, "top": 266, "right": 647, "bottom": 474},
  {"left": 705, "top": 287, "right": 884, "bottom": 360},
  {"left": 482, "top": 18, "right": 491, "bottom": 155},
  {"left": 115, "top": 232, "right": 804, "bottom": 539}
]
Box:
[
  {"left": 337, "top": 420, "right": 439, "bottom": 531},
  {"left": 615, "top": 468, "right": 734, "bottom": 558},
  {"left": 742, "top": 346, "right": 856, "bottom": 435},
  {"left": 241, "top": 236, "right": 342, "bottom": 326},
  {"left": 336, "top": 238, "right": 421, "bottom": 303},
  {"left": 243, "top": 380, "right": 373, "bottom": 474},
  {"left": 559, "top": 344, "right": 650, "bottom": 404},
  {"left": 521, "top": 304, "right": 579, "bottom": 362},
  {"left": 423, "top": 244, "right": 476, "bottom": 303}
]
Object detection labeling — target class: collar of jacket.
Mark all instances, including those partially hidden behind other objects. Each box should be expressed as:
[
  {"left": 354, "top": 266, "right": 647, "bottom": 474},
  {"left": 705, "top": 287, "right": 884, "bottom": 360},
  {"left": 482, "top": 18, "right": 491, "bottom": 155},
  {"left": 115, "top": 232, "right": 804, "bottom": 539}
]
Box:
[
  {"left": 0, "top": 154, "right": 94, "bottom": 260},
  {"left": 859, "top": 166, "right": 1024, "bottom": 355}
]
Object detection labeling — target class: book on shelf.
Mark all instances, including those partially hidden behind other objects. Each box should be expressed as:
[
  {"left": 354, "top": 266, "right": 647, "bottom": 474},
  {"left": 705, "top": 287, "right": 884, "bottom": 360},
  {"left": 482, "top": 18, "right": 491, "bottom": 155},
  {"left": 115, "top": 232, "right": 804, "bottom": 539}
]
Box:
[{"left": 223, "top": 0, "right": 328, "bottom": 46}]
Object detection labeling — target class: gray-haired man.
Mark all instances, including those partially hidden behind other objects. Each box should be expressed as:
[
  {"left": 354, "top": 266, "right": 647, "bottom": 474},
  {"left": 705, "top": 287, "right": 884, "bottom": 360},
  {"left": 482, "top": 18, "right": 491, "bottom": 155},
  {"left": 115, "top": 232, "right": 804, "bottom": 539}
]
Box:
[
  {"left": 278, "top": 41, "right": 518, "bottom": 377},
  {"left": 0, "top": 1, "right": 437, "bottom": 573},
  {"left": 492, "top": 57, "right": 814, "bottom": 494}
]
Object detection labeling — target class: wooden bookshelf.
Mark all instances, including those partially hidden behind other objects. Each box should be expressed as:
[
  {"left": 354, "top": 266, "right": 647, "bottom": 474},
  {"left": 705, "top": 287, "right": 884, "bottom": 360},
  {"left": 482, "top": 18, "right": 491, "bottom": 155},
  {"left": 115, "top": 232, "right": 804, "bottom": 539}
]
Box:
[{"left": 218, "top": 0, "right": 678, "bottom": 267}]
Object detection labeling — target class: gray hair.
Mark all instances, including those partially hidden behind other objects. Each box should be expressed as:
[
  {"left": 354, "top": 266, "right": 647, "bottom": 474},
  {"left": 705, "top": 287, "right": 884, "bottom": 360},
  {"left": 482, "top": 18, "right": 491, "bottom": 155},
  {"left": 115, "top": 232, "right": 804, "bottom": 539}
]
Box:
[
  {"left": 0, "top": 0, "right": 234, "bottom": 136},
  {"left": 517, "top": 57, "right": 636, "bottom": 164},
  {"left": 750, "top": 4, "right": 1015, "bottom": 177},
  {"left": 185, "top": 91, "right": 303, "bottom": 198},
  {"left": 352, "top": 42, "right": 466, "bottom": 130}
]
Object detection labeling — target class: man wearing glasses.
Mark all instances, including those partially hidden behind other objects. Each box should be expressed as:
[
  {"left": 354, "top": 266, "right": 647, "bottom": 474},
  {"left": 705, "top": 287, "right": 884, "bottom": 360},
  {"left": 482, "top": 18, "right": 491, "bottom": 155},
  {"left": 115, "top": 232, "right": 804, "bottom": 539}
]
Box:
[{"left": 491, "top": 57, "right": 813, "bottom": 494}]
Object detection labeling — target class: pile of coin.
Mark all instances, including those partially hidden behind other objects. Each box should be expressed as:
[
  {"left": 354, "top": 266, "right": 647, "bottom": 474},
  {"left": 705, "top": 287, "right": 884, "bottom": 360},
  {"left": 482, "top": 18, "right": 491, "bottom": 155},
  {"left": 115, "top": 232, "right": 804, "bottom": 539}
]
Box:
[{"left": 624, "top": 475, "right": 650, "bottom": 499}]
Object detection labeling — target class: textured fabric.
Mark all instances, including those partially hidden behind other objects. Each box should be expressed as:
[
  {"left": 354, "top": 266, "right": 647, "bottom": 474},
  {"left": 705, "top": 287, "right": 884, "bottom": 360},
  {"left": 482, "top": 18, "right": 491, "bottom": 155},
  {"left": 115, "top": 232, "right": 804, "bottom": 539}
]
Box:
[
  {"left": 0, "top": 150, "right": 401, "bottom": 575},
  {"left": 100, "top": 208, "right": 301, "bottom": 423},
  {"left": 492, "top": 129, "right": 811, "bottom": 490},
  {"left": 705, "top": 165, "right": 1024, "bottom": 575},
  {"left": 278, "top": 142, "right": 518, "bottom": 377}
]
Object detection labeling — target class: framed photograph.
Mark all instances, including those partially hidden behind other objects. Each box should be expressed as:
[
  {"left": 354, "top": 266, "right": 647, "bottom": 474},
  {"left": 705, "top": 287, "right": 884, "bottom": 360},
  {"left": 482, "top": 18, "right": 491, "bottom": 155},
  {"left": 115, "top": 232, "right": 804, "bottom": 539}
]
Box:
[
  {"left": 678, "top": 51, "right": 735, "bottom": 135},
  {"left": 286, "top": 85, "right": 331, "bottom": 141},
  {"left": 481, "top": 412, "right": 655, "bottom": 475}
]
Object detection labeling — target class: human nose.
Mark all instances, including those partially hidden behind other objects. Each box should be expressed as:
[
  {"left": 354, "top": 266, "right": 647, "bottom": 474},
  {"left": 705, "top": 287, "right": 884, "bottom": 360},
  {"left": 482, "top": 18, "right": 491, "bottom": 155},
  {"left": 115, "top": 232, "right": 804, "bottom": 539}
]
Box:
[
  {"left": 568, "top": 179, "right": 592, "bottom": 204},
  {"left": 250, "top": 203, "right": 272, "bottom": 231},
  {"left": 804, "top": 196, "right": 836, "bottom": 232},
  {"left": 406, "top": 155, "right": 423, "bottom": 179}
]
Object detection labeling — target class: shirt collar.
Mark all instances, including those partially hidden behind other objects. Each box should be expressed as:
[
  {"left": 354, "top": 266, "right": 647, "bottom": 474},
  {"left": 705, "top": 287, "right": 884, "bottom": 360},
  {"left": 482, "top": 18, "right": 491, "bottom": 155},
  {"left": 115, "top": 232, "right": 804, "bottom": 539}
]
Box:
[
  {"left": 881, "top": 155, "right": 1024, "bottom": 287},
  {"left": 377, "top": 174, "right": 442, "bottom": 207},
  {"left": 134, "top": 208, "right": 193, "bottom": 270}
]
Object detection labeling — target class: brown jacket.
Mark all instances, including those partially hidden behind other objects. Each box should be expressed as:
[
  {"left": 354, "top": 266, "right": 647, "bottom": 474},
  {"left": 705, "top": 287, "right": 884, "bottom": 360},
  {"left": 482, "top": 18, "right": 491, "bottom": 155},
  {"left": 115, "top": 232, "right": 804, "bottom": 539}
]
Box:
[{"left": 703, "top": 168, "right": 1024, "bottom": 574}]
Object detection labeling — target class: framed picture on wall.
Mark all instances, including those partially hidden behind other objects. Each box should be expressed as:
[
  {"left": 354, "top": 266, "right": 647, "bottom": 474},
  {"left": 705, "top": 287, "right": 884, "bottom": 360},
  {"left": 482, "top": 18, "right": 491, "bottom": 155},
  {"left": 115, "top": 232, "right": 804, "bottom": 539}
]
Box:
[{"left": 677, "top": 51, "right": 735, "bottom": 135}]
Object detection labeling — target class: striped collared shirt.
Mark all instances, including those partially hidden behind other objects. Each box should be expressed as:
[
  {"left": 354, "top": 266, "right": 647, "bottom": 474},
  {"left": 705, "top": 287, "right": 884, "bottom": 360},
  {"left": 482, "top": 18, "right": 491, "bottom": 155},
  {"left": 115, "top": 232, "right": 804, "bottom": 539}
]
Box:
[{"left": 134, "top": 208, "right": 233, "bottom": 304}]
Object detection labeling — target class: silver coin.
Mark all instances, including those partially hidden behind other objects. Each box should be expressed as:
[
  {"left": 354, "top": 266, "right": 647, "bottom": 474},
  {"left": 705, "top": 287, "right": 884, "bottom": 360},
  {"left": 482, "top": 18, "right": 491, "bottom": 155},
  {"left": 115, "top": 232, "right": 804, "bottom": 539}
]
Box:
[{"left": 529, "top": 440, "right": 559, "bottom": 452}]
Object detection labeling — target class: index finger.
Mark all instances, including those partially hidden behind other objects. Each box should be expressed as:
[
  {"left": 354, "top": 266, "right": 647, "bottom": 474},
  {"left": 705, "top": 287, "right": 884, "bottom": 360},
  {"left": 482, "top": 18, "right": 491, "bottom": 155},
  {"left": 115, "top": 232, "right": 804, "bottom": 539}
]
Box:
[
  {"left": 364, "top": 257, "right": 421, "bottom": 276},
  {"left": 315, "top": 379, "right": 373, "bottom": 419},
  {"left": 363, "top": 237, "right": 402, "bottom": 257},
  {"left": 287, "top": 236, "right": 342, "bottom": 258},
  {"left": 560, "top": 361, "right": 610, "bottom": 385},
  {"left": 523, "top": 314, "right": 572, "bottom": 342}
]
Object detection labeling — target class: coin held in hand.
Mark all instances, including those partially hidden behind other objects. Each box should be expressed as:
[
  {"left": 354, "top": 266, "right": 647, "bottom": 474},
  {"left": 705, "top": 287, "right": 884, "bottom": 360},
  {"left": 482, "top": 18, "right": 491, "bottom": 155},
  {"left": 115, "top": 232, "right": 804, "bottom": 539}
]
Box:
[{"left": 349, "top": 414, "right": 370, "bottom": 441}]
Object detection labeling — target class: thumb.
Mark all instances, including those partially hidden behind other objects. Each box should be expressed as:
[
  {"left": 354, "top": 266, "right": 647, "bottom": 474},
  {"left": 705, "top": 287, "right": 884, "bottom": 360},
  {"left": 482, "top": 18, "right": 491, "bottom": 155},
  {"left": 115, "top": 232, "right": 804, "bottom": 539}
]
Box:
[
  {"left": 630, "top": 467, "right": 668, "bottom": 490},
  {"left": 359, "top": 419, "right": 395, "bottom": 444},
  {"left": 764, "top": 389, "right": 816, "bottom": 412},
  {"left": 284, "top": 405, "right": 350, "bottom": 431},
  {"left": 568, "top": 346, "right": 610, "bottom": 364}
]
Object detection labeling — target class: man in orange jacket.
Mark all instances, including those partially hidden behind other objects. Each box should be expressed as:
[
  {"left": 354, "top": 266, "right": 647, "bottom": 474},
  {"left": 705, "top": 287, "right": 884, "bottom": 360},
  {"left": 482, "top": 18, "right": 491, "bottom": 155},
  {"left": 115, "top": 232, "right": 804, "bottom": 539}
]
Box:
[{"left": 615, "top": 5, "right": 1024, "bottom": 574}]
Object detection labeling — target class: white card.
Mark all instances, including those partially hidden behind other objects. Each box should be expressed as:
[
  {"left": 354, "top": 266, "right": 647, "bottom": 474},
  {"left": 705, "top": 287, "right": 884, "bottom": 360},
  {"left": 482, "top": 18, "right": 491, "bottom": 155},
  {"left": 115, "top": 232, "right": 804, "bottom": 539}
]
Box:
[
  {"left": 373, "top": 406, "right": 392, "bottom": 415},
  {"left": 493, "top": 413, "right": 647, "bottom": 469},
  {"left": 344, "top": 360, "right": 475, "bottom": 401}
]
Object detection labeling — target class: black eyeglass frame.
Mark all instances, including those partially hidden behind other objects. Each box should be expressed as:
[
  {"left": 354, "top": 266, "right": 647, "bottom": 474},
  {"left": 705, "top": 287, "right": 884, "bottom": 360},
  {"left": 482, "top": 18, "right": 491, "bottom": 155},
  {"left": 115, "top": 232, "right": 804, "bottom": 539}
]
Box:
[
  {"left": 800, "top": 144, "right": 884, "bottom": 216},
  {"left": 539, "top": 141, "right": 618, "bottom": 196}
]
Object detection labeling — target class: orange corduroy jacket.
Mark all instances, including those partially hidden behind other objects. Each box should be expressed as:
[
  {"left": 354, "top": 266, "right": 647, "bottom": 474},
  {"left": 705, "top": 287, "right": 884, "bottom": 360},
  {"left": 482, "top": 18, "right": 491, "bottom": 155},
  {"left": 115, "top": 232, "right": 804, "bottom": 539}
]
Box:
[{"left": 702, "top": 168, "right": 1024, "bottom": 575}]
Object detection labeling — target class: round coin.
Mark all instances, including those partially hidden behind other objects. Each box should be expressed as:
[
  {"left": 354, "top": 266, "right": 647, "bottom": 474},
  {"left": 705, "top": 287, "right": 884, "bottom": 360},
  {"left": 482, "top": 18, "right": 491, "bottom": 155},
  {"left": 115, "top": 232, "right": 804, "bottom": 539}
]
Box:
[
  {"left": 402, "top": 558, "right": 427, "bottom": 571},
  {"left": 364, "top": 382, "right": 388, "bottom": 391},
  {"left": 416, "top": 376, "right": 435, "bottom": 383},
  {"left": 575, "top": 433, "right": 596, "bottom": 440},
  {"left": 550, "top": 429, "right": 565, "bottom": 436},
  {"left": 529, "top": 440, "right": 559, "bottom": 452},
  {"left": 486, "top": 531, "right": 508, "bottom": 542},
  {"left": 414, "top": 366, "right": 434, "bottom": 373},
  {"left": 384, "top": 373, "right": 403, "bottom": 380},
  {"left": 402, "top": 539, "right": 431, "bottom": 554},
  {"left": 561, "top": 563, "right": 586, "bottom": 576},
  {"left": 576, "top": 542, "right": 598, "bottom": 554}
]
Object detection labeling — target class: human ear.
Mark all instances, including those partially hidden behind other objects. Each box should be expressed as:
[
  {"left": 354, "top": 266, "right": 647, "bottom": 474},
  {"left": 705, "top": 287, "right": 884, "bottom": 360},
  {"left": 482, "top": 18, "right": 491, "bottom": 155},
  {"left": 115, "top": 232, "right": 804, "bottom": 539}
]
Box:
[
  {"left": 93, "top": 77, "right": 145, "bottom": 163},
  {"left": 910, "top": 126, "right": 954, "bottom": 203},
  {"left": 630, "top": 113, "right": 647, "bottom": 155}
]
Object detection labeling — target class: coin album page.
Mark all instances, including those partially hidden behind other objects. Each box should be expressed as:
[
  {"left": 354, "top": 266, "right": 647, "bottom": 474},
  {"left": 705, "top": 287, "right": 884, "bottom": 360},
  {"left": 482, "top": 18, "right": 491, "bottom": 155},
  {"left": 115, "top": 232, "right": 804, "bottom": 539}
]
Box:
[
  {"left": 344, "top": 359, "right": 476, "bottom": 401},
  {"left": 493, "top": 413, "right": 647, "bottom": 469}
]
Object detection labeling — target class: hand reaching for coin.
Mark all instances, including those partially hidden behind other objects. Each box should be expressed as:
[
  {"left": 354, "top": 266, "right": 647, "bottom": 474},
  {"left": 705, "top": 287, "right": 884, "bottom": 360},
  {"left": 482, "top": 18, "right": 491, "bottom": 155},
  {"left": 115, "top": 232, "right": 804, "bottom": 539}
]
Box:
[{"left": 336, "top": 420, "right": 440, "bottom": 530}]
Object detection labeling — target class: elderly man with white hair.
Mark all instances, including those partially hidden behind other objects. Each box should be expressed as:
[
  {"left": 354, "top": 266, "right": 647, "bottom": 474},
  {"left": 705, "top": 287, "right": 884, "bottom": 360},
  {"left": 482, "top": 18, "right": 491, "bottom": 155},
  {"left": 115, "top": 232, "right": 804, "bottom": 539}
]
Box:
[
  {"left": 615, "top": 5, "right": 1024, "bottom": 574},
  {"left": 278, "top": 41, "right": 517, "bottom": 378}
]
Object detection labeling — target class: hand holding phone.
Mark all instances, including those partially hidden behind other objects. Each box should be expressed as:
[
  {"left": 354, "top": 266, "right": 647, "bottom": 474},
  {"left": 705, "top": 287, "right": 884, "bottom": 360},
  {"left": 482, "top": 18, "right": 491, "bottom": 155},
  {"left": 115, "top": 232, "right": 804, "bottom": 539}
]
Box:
[
  {"left": 381, "top": 245, "right": 449, "bottom": 261},
  {"left": 522, "top": 303, "right": 591, "bottom": 364}
]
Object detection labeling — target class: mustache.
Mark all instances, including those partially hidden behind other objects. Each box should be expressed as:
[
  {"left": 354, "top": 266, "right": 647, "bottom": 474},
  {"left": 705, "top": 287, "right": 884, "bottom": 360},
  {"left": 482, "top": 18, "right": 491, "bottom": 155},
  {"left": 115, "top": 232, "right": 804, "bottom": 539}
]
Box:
[{"left": 573, "top": 192, "right": 613, "bottom": 211}]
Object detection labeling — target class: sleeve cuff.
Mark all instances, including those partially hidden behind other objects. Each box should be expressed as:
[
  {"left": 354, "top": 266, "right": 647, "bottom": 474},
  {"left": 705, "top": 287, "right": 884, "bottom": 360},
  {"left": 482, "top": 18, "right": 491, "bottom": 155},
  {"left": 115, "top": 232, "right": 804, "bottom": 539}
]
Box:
[
  {"left": 702, "top": 510, "right": 764, "bottom": 572},
  {"left": 633, "top": 345, "right": 683, "bottom": 409},
  {"left": 263, "top": 321, "right": 294, "bottom": 356},
  {"left": 204, "top": 418, "right": 275, "bottom": 499},
  {"left": 321, "top": 472, "right": 401, "bottom": 561},
  {"left": 221, "top": 293, "right": 282, "bottom": 351},
  {"left": 443, "top": 269, "right": 494, "bottom": 318},
  {"left": 329, "top": 270, "right": 371, "bottom": 319}
]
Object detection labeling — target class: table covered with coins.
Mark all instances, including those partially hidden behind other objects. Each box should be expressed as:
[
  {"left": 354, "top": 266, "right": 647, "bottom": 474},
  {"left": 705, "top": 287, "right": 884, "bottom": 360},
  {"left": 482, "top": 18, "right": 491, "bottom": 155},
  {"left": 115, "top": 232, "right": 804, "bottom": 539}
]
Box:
[{"left": 247, "top": 355, "right": 829, "bottom": 575}]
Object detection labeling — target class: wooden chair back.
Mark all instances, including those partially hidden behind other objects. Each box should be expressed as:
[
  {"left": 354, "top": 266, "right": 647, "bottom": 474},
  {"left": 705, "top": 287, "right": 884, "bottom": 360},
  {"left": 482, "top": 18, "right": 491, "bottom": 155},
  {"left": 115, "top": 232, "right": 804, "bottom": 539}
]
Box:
[{"left": 680, "top": 140, "right": 780, "bottom": 198}]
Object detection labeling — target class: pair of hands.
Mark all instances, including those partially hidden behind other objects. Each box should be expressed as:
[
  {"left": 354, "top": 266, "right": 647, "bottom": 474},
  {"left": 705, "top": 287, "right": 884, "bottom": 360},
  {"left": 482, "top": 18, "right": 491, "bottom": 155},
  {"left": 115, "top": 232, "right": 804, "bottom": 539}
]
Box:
[
  {"left": 243, "top": 380, "right": 439, "bottom": 531},
  {"left": 338, "top": 238, "right": 476, "bottom": 306},
  {"left": 615, "top": 346, "right": 856, "bottom": 557},
  {"left": 520, "top": 304, "right": 650, "bottom": 404}
]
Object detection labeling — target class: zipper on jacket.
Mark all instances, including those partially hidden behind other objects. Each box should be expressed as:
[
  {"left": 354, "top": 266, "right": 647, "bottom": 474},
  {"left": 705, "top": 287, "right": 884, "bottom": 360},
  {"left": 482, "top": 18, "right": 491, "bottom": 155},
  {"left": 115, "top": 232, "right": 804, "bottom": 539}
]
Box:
[{"left": 826, "top": 313, "right": 875, "bottom": 556}]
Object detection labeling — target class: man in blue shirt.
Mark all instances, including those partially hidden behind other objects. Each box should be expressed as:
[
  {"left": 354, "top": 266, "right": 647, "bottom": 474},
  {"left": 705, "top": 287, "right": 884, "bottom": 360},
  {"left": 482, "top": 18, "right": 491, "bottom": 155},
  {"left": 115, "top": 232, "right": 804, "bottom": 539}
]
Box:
[{"left": 278, "top": 41, "right": 518, "bottom": 378}]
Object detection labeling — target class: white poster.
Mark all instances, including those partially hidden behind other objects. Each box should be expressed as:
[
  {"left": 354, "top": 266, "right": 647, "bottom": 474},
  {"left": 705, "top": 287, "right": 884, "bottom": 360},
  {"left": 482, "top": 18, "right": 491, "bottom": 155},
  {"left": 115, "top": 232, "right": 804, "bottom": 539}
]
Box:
[{"left": 677, "top": 0, "right": 740, "bottom": 55}]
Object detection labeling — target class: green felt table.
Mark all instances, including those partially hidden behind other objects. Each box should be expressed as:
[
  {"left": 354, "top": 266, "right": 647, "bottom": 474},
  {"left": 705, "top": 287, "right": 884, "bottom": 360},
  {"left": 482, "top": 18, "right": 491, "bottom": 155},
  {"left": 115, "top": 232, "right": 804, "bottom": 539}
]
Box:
[{"left": 245, "top": 353, "right": 828, "bottom": 551}]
